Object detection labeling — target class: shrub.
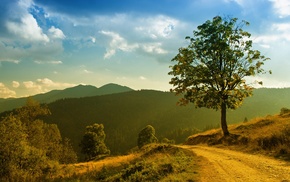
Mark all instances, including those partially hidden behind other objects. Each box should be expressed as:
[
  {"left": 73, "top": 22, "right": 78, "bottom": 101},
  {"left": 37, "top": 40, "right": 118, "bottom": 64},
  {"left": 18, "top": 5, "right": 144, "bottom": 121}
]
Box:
[
  {"left": 137, "top": 125, "right": 158, "bottom": 149},
  {"left": 80, "top": 123, "right": 110, "bottom": 161},
  {"left": 280, "top": 107, "right": 290, "bottom": 115}
]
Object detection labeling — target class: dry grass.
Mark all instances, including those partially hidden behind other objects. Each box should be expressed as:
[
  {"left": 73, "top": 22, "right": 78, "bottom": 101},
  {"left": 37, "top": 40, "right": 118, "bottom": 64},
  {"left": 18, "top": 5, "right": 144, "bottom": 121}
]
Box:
[
  {"left": 186, "top": 113, "right": 290, "bottom": 160},
  {"left": 53, "top": 144, "right": 200, "bottom": 181},
  {"left": 55, "top": 153, "right": 140, "bottom": 179}
]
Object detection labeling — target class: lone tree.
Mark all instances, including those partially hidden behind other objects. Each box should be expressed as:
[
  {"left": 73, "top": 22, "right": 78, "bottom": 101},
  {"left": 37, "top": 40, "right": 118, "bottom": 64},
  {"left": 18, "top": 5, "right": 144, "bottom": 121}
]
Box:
[
  {"left": 169, "top": 16, "right": 270, "bottom": 136},
  {"left": 80, "top": 123, "right": 110, "bottom": 161},
  {"left": 137, "top": 125, "right": 158, "bottom": 149}
]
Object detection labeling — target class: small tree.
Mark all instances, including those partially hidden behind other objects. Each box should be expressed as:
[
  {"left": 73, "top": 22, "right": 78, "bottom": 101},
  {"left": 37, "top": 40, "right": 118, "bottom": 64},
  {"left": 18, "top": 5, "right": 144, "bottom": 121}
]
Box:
[
  {"left": 137, "top": 125, "right": 158, "bottom": 149},
  {"left": 80, "top": 123, "right": 110, "bottom": 161},
  {"left": 169, "top": 16, "right": 270, "bottom": 136}
]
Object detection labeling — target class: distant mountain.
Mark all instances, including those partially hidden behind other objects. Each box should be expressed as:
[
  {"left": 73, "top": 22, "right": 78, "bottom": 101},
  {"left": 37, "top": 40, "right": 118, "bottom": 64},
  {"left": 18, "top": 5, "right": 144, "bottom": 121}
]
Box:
[{"left": 0, "top": 83, "right": 134, "bottom": 113}]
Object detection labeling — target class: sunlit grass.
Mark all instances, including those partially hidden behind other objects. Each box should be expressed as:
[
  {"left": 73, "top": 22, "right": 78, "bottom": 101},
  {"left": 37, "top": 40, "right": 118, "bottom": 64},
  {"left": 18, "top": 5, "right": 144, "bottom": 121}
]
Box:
[
  {"left": 186, "top": 112, "right": 290, "bottom": 160},
  {"left": 53, "top": 144, "right": 199, "bottom": 181}
]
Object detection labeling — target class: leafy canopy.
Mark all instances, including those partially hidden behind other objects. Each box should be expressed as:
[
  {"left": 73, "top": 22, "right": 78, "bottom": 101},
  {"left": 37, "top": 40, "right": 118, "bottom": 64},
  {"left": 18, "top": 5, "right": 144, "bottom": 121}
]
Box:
[
  {"left": 169, "top": 16, "right": 270, "bottom": 110},
  {"left": 80, "top": 123, "right": 110, "bottom": 161}
]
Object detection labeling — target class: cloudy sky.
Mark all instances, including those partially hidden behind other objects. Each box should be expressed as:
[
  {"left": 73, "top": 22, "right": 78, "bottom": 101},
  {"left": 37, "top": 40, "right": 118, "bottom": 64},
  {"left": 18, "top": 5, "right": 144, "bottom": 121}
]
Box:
[{"left": 1, "top": 0, "right": 290, "bottom": 98}]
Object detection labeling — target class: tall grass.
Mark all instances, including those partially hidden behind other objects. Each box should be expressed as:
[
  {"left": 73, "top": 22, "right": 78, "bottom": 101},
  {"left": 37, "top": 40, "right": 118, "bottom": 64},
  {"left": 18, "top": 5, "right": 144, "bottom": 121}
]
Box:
[
  {"left": 52, "top": 144, "right": 199, "bottom": 181},
  {"left": 186, "top": 112, "right": 290, "bottom": 161}
]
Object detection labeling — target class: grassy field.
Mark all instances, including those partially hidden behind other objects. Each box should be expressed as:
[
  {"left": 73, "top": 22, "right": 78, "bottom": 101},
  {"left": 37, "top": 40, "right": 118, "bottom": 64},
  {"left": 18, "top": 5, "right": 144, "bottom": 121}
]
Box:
[{"left": 52, "top": 144, "right": 200, "bottom": 181}]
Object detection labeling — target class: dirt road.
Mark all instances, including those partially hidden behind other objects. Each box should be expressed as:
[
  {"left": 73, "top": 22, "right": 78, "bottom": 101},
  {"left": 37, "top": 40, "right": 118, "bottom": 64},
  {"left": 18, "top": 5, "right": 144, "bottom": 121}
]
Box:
[{"left": 182, "top": 145, "right": 290, "bottom": 182}]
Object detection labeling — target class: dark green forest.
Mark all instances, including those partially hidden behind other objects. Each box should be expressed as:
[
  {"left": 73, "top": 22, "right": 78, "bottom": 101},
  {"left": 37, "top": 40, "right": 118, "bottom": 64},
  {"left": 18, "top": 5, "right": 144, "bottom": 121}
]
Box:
[
  {"left": 42, "top": 88, "right": 290, "bottom": 158},
  {"left": 1, "top": 85, "right": 290, "bottom": 160}
]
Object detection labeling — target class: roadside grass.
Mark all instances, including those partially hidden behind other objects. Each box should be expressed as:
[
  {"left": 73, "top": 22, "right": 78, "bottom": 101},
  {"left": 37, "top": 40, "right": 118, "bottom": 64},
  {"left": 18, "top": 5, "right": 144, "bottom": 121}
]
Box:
[
  {"left": 186, "top": 111, "right": 290, "bottom": 161},
  {"left": 51, "top": 144, "right": 199, "bottom": 181}
]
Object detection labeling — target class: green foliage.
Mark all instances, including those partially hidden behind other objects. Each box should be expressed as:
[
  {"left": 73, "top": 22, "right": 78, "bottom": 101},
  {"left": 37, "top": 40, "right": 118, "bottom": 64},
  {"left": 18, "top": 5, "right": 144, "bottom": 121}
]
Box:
[
  {"left": 163, "top": 128, "right": 200, "bottom": 144},
  {"left": 0, "top": 115, "right": 60, "bottom": 181},
  {"left": 60, "top": 138, "right": 78, "bottom": 164},
  {"left": 169, "top": 16, "right": 269, "bottom": 108},
  {"left": 15, "top": 97, "right": 51, "bottom": 124},
  {"left": 280, "top": 107, "right": 290, "bottom": 115},
  {"left": 161, "top": 138, "right": 175, "bottom": 144},
  {"left": 80, "top": 123, "right": 110, "bottom": 161},
  {"left": 169, "top": 16, "right": 270, "bottom": 135},
  {"left": 0, "top": 98, "right": 77, "bottom": 181},
  {"left": 137, "top": 125, "right": 158, "bottom": 149}
]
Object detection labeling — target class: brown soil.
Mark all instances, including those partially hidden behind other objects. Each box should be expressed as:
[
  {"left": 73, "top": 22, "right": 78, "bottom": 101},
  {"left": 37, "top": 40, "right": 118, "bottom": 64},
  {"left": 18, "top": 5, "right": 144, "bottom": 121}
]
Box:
[{"left": 182, "top": 145, "right": 290, "bottom": 182}]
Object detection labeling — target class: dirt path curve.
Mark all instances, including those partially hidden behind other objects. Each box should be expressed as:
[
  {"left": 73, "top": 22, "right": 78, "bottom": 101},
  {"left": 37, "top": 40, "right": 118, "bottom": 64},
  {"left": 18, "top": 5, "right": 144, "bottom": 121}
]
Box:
[{"left": 182, "top": 145, "right": 290, "bottom": 182}]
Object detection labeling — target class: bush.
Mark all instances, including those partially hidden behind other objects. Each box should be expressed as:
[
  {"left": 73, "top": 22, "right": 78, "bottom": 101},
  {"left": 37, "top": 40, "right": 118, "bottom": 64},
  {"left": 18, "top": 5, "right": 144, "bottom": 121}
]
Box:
[
  {"left": 80, "top": 123, "right": 110, "bottom": 161},
  {"left": 280, "top": 107, "right": 290, "bottom": 115},
  {"left": 137, "top": 125, "right": 158, "bottom": 149}
]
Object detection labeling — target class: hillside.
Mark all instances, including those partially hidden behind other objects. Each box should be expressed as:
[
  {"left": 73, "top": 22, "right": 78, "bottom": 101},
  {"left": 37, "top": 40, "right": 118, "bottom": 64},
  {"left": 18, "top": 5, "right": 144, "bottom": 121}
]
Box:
[
  {"left": 39, "top": 88, "right": 290, "bottom": 158},
  {"left": 186, "top": 110, "right": 290, "bottom": 160},
  {"left": 1, "top": 86, "right": 290, "bottom": 159},
  {"left": 0, "top": 83, "right": 133, "bottom": 113},
  {"left": 53, "top": 144, "right": 200, "bottom": 181},
  {"left": 53, "top": 110, "right": 290, "bottom": 181}
]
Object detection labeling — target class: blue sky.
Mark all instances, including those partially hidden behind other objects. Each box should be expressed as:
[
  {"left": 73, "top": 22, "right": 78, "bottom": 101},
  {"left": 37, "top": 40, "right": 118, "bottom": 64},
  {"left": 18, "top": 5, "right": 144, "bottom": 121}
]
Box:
[{"left": 1, "top": 0, "right": 290, "bottom": 98}]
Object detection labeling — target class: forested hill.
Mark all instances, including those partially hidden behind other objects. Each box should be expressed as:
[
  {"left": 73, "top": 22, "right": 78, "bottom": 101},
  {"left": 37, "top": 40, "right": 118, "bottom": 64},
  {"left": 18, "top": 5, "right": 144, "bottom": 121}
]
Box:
[
  {"left": 0, "top": 83, "right": 133, "bottom": 113},
  {"left": 41, "top": 88, "right": 290, "bottom": 156}
]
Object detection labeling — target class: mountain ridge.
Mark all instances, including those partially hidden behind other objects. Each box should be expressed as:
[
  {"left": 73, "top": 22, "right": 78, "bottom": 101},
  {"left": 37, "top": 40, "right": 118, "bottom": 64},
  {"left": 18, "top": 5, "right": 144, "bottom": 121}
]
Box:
[{"left": 0, "top": 83, "right": 134, "bottom": 113}]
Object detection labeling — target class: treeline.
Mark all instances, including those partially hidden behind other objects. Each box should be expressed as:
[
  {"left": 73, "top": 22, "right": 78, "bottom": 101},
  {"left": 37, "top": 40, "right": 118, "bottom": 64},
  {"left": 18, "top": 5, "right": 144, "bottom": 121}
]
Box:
[{"left": 0, "top": 98, "right": 77, "bottom": 181}]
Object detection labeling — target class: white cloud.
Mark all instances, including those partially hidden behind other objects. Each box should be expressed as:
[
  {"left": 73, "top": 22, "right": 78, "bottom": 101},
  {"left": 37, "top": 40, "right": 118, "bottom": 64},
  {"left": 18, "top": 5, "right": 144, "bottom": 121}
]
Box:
[
  {"left": 36, "top": 78, "right": 54, "bottom": 86},
  {"left": 21, "top": 78, "right": 76, "bottom": 95},
  {"left": 139, "top": 76, "right": 147, "bottom": 80},
  {"left": 0, "top": 83, "right": 16, "bottom": 98},
  {"left": 36, "top": 78, "right": 75, "bottom": 88},
  {"left": 0, "top": 59, "right": 20, "bottom": 64},
  {"left": 1, "top": 0, "right": 65, "bottom": 65},
  {"left": 34, "top": 60, "right": 63, "bottom": 64},
  {"left": 100, "top": 30, "right": 139, "bottom": 59},
  {"left": 272, "top": 23, "right": 290, "bottom": 32},
  {"left": 259, "top": 44, "right": 271, "bottom": 49},
  {"left": 12, "top": 81, "right": 20, "bottom": 88},
  {"left": 270, "top": 0, "right": 290, "bottom": 18},
  {"left": 48, "top": 26, "right": 66, "bottom": 39},
  {"left": 224, "top": 0, "right": 245, "bottom": 6},
  {"left": 135, "top": 15, "right": 178, "bottom": 39},
  {"left": 5, "top": 0, "right": 49, "bottom": 43},
  {"left": 90, "top": 36, "right": 96, "bottom": 43},
  {"left": 142, "top": 43, "right": 168, "bottom": 54},
  {"left": 104, "top": 49, "right": 116, "bottom": 59},
  {"left": 254, "top": 22, "right": 290, "bottom": 44},
  {"left": 6, "top": 14, "right": 49, "bottom": 42},
  {"left": 23, "top": 81, "right": 40, "bottom": 89},
  {"left": 83, "top": 69, "right": 93, "bottom": 74}
]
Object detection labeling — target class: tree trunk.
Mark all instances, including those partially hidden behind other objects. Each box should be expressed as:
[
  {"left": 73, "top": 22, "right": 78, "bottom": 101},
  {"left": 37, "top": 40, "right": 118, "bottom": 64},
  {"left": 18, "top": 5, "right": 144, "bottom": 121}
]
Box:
[{"left": 221, "top": 101, "right": 230, "bottom": 136}]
